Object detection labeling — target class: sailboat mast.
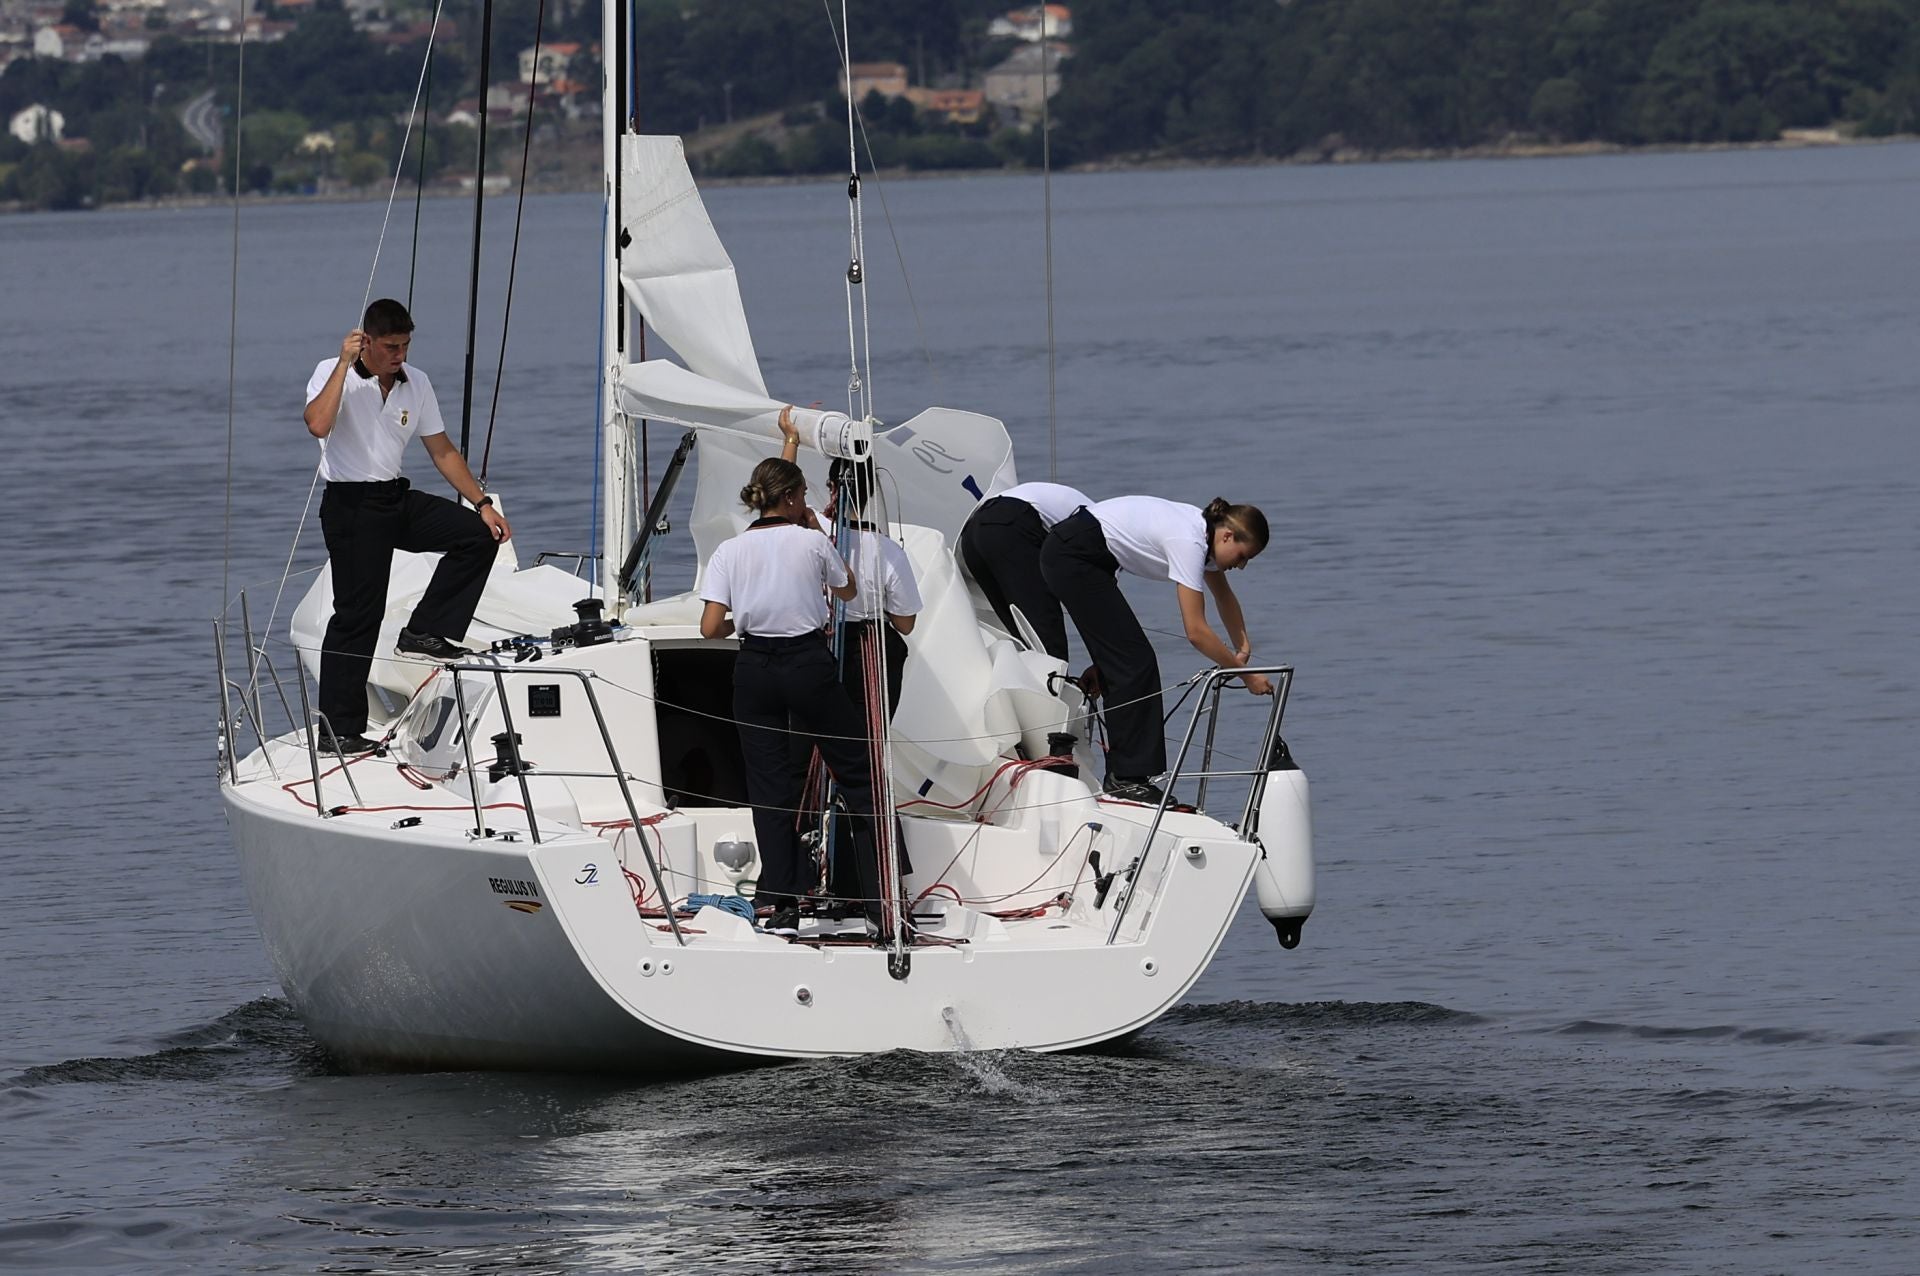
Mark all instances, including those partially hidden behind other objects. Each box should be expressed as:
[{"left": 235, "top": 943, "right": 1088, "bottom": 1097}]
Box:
[
  {"left": 598, "top": 0, "right": 629, "bottom": 606},
  {"left": 458, "top": 0, "right": 497, "bottom": 458}
]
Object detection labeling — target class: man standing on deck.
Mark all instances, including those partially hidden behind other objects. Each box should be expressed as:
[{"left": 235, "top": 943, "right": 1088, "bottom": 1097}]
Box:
[{"left": 303, "top": 298, "right": 510, "bottom": 754}]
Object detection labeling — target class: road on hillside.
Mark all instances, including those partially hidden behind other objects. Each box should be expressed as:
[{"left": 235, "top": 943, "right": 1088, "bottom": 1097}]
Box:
[{"left": 180, "top": 88, "right": 221, "bottom": 153}]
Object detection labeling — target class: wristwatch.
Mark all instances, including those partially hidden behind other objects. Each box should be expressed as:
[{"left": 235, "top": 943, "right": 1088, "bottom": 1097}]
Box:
[{"left": 475, "top": 495, "right": 495, "bottom": 511}]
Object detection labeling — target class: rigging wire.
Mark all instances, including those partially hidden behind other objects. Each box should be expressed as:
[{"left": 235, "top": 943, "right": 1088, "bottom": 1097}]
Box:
[
  {"left": 220, "top": 4, "right": 245, "bottom": 612},
  {"left": 359, "top": 0, "right": 447, "bottom": 320},
  {"left": 820, "top": 0, "right": 937, "bottom": 395},
  {"left": 238, "top": 11, "right": 446, "bottom": 689},
  {"left": 832, "top": 0, "right": 876, "bottom": 425},
  {"left": 848, "top": 110, "right": 938, "bottom": 390},
  {"left": 457, "top": 0, "right": 498, "bottom": 457},
  {"left": 589, "top": 199, "right": 607, "bottom": 581},
  {"left": 1040, "top": 34, "right": 1058, "bottom": 480},
  {"left": 406, "top": 43, "right": 434, "bottom": 310},
  {"left": 478, "top": 0, "right": 547, "bottom": 483},
  {"left": 257, "top": 623, "right": 1209, "bottom": 747}
]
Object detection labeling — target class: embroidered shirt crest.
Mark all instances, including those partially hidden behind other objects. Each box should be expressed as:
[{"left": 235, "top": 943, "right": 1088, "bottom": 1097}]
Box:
[{"left": 400, "top": 409, "right": 410, "bottom": 427}]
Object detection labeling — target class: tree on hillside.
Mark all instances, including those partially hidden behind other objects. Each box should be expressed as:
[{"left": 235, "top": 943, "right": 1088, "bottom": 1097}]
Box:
[{"left": 1628, "top": 4, "right": 1854, "bottom": 142}]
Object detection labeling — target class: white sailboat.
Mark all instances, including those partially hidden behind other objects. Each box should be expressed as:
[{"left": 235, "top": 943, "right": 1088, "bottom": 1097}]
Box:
[{"left": 214, "top": 1, "right": 1315, "bottom": 1073}]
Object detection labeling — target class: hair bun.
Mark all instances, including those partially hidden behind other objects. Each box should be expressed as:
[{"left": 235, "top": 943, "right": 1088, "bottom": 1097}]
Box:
[{"left": 1202, "top": 497, "right": 1231, "bottom": 523}]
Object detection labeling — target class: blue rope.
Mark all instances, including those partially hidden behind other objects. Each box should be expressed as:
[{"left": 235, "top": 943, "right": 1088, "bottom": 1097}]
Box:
[{"left": 682, "top": 893, "right": 756, "bottom": 922}]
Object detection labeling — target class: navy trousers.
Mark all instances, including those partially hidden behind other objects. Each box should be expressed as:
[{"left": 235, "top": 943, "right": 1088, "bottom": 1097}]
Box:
[
  {"left": 734, "top": 636, "right": 883, "bottom": 910},
  {"left": 1039, "top": 509, "right": 1166, "bottom": 781},
  {"left": 317, "top": 479, "right": 496, "bottom": 736},
  {"left": 959, "top": 496, "right": 1071, "bottom": 661}
]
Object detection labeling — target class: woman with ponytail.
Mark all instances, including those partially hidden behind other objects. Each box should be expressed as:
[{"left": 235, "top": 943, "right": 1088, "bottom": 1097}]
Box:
[
  {"left": 698, "top": 425, "right": 887, "bottom": 935},
  {"left": 1039, "top": 494, "right": 1272, "bottom": 806}
]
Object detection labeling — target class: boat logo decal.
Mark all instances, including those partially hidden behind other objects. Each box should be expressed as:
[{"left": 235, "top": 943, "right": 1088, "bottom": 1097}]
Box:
[
  {"left": 575, "top": 863, "right": 600, "bottom": 886},
  {"left": 909, "top": 438, "right": 961, "bottom": 474},
  {"left": 489, "top": 876, "right": 539, "bottom": 899}
]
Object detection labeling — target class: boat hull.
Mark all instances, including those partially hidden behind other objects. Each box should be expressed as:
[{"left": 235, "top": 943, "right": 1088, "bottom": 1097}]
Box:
[
  {"left": 224, "top": 786, "right": 1264, "bottom": 1073},
  {"left": 224, "top": 793, "right": 729, "bottom": 1072}
]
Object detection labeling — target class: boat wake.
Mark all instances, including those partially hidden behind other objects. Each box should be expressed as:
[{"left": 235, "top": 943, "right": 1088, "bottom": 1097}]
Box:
[
  {"left": 9, "top": 1000, "right": 1475, "bottom": 1090},
  {"left": 1548, "top": 1018, "right": 1920, "bottom": 1048},
  {"left": 1160, "top": 999, "right": 1482, "bottom": 1030},
  {"left": 9, "top": 998, "right": 330, "bottom": 1088}
]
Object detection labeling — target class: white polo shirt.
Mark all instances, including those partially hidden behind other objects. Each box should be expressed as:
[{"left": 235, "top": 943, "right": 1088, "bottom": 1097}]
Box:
[
  {"left": 999, "top": 481, "right": 1091, "bottom": 529},
  {"left": 842, "top": 528, "right": 923, "bottom": 623},
  {"left": 305, "top": 359, "right": 446, "bottom": 482},
  {"left": 1087, "top": 495, "right": 1217, "bottom": 592},
  {"left": 702, "top": 522, "right": 850, "bottom": 638}
]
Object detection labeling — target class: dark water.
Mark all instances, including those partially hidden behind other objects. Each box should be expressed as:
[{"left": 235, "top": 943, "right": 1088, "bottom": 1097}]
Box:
[{"left": 4, "top": 144, "right": 1919, "bottom": 1271}]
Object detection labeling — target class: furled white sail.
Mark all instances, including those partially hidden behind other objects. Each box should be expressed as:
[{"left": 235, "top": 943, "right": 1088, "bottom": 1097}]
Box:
[
  {"left": 613, "top": 361, "right": 867, "bottom": 458},
  {"left": 612, "top": 361, "right": 868, "bottom": 569}
]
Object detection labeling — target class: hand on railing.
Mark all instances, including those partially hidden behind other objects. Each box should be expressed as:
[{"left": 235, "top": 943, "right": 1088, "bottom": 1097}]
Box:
[{"left": 1223, "top": 652, "right": 1273, "bottom": 696}]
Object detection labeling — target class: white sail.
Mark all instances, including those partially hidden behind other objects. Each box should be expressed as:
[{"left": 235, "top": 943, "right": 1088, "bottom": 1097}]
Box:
[
  {"left": 867, "top": 406, "right": 1019, "bottom": 543},
  {"left": 613, "top": 134, "right": 1020, "bottom": 576},
  {"left": 611, "top": 360, "right": 868, "bottom": 570},
  {"left": 618, "top": 135, "right": 767, "bottom": 397}
]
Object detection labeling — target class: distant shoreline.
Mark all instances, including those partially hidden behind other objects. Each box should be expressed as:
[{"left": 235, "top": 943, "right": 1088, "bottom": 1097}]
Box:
[{"left": 6, "top": 130, "right": 1912, "bottom": 216}]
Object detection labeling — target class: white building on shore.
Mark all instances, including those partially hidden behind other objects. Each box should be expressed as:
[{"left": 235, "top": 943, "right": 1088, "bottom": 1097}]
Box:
[{"left": 9, "top": 102, "right": 65, "bottom": 144}]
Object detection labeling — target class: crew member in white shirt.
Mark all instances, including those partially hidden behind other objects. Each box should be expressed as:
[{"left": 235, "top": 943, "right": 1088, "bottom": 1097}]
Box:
[
  {"left": 769, "top": 412, "right": 922, "bottom": 717},
  {"left": 1039, "top": 495, "right": 1272, "bottom": 806},
  {"left": 302, "top": 299, "right": 510, "bottom": 754},
  {"left": 826, "top": 455, "right": 922, "bottom": 719},
  {"left": 957, "top": 480, "right": 1091, "bottom": 661},
  {"left": 699, "top": 450, "right": 886, "bottom": 936}
]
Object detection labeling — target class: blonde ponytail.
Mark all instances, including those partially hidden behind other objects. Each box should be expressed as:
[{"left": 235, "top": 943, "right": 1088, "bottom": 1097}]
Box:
[{"left": 741, "top": 458, "right": 806, "bottom": 514}]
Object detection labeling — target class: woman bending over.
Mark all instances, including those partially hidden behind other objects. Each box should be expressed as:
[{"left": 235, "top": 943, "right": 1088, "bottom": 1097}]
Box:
[{"left": 1039, "top": 495, "right": 1271, "bottom": 806}]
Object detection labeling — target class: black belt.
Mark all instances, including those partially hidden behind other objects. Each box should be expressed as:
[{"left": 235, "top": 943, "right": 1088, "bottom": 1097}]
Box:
[
  {"left": 327, "top": 477, "right": 408, "bottom": 493},
  {"left": 740, "top": 632, "right": 823, "bottom": 651}
]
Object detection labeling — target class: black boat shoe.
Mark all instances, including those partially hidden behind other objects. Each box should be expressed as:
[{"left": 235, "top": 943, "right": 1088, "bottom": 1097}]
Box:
[
  {"left": 763, "top": 906, "right": 801, "bottom": 937},
  {"left": 1101, "top": 777, "right": 1177, "bottom": 807},
  {"left": 317, "top": 729, "right": 379, "bottom": 755},
  {"left": 396, "top": 629, "right": 474, "bottom": 660}
]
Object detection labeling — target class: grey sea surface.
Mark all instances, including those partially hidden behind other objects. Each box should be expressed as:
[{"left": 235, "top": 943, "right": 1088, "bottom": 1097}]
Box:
[{"left": 2, "top": 144, "right": 1918, "bottom": 1272}]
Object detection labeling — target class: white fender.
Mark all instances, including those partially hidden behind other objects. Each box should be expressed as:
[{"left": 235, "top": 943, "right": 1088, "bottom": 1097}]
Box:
[{"left": 1252, "top": 767, "right": 1315, "bottom": 948}]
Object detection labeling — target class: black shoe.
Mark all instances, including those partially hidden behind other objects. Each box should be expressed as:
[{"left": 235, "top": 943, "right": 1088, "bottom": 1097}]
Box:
[
  {"left": 396, "top": 629, "right": 474, "bottom": 660},
  {"left": 317, "top": 729, "right": 379, "bottom": 755},
  {"left": 1102, "top": 777, "right": 1175, "bottom": 806},
  {"left": 763, "top": 906, "right": 800, "bottom": 936},
  {"left": 816, "top": 896, "right": 861, "bottom": 922}
]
